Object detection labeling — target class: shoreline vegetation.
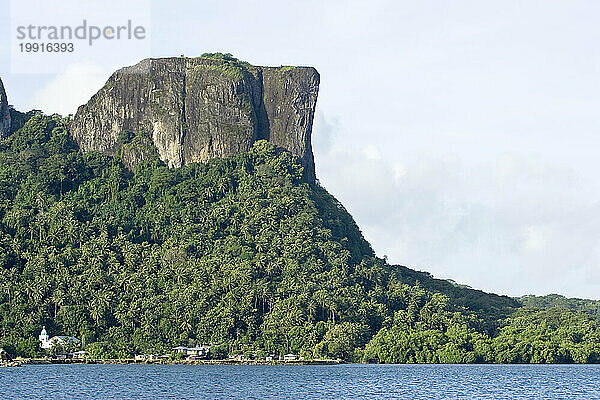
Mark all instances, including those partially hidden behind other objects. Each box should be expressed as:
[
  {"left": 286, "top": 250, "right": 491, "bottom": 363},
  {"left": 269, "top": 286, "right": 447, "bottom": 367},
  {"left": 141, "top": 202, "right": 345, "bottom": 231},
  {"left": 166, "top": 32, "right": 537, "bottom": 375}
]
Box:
[
  {"left": 5, "top": 358, "right": 342, "bottom": 367},
  {"left": 6, "top": 359, "right": 600, "bottom": 368}
]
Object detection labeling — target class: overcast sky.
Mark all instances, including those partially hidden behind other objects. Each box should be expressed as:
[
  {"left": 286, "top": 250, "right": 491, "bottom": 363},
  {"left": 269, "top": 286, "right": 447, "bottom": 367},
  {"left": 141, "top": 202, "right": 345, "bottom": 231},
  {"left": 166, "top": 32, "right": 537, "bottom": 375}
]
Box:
[{"left": 2, "top": 0, "right": 600, "bottom": 298}]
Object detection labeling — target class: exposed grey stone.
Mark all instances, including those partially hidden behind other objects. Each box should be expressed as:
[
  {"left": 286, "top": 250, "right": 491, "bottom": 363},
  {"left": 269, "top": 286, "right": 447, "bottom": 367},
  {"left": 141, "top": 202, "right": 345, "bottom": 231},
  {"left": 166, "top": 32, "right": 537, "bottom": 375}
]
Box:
[
  {"left": 70, "top": 57, "right": 320, "bottom": 181},
  {"left": 0, "top": 78, "right": 11, "bottom": 140}
]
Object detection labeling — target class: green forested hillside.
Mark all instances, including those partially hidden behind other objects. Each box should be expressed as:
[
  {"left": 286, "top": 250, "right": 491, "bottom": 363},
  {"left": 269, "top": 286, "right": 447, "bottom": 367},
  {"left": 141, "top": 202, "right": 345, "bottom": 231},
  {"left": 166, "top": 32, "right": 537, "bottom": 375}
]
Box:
[
  {"left": 519, "top": 294, "right": 600, "bottom": 320},
  {"left": 1, "top": 113, "right": 599, "bottom": 363}
]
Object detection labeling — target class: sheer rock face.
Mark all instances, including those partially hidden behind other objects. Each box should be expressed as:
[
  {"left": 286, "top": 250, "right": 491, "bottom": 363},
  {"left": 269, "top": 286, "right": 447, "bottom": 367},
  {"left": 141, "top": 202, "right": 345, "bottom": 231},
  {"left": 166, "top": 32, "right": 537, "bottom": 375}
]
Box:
[
  {"left": 0, "top": 78, "right": 10, "bottom": 140},
  {"left": 70, "top": 57, "right": 320, "bottom": 180}
]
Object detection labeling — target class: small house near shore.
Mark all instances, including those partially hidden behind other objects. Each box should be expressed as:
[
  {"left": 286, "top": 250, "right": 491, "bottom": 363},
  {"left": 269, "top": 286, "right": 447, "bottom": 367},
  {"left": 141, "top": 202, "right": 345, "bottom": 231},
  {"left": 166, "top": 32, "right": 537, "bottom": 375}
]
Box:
[
  {"left": 71, "top": 350, "right": 86, "bottom": 360},
  {"left": 135, "top": 354, "right": 162, "bottom": 361},
  {"left": 283, "top": 353, "right": 299, "bottom": 361},
  {"left": 172, "top": 345, "right": 210, "bottom": 358}
]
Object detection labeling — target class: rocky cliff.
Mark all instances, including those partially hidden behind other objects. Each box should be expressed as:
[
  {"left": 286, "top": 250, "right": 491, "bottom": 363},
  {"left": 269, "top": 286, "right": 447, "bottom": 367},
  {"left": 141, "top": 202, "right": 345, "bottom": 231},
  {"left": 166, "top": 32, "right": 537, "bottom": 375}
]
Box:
[
  {"left": 70, "top": 55, "right": 320, "bottom": 180},
  {"left": 0, "top": 78, "right": 10, "bottom": 140}
]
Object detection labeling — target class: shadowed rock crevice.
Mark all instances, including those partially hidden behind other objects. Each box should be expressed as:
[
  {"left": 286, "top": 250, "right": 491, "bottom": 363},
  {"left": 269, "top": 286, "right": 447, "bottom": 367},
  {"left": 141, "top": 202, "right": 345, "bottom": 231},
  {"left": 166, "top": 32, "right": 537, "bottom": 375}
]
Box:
[
  {"left": 70, "top": 55, "right": 320, "bottom": 181},
  {"left": 0, "top": 78, "right": 11, "bottom": 140}
]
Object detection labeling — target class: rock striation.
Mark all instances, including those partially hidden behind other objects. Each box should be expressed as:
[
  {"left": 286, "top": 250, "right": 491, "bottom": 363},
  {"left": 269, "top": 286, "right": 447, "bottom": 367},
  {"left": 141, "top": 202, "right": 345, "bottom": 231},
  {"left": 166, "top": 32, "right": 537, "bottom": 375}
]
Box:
[
  {"left": 0, "top": 78, "right": 11, "bottom": 140},
  {"left": 70, "top": 55, "right": 320, "bottom": 180}
]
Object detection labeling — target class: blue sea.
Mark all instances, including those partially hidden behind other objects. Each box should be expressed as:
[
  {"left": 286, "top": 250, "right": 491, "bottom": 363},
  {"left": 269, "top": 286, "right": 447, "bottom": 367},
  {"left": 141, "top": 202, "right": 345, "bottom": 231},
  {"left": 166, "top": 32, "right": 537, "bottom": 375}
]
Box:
[{"left": 2, "top": 364, "right": 600, "bottom": 399}]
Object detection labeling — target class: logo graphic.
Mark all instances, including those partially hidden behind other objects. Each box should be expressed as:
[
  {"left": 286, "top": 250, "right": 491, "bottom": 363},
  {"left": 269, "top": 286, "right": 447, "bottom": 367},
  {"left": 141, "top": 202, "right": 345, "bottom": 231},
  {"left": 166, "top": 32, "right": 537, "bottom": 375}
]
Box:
[{"left": 10, "top": 0, "right": 151, "bottom": 74}]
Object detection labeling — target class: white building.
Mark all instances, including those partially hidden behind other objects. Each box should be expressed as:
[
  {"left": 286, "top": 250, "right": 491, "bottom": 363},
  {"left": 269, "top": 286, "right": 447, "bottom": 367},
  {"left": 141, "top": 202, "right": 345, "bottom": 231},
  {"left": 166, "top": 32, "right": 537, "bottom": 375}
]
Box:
[
  {"left": 71, "top": 350, "right": 86, "bottom": 360},
  {"left": 172, "top": 345, "right": 210, "bottom": 358},
  {"left": 283, "top": 353, "right": 299, "bottom": 361},
  {"left": 39, "top": 326, "right": 50, "bottom": 349},
  {"left": 39, "top": 327, "right": 81, "bottom": 350}
]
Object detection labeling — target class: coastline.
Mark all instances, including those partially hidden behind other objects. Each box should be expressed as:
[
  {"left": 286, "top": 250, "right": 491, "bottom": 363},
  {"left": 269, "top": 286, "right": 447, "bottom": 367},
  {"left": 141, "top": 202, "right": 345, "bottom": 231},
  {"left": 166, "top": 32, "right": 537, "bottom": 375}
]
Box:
[{"left": 18, "top": 358, "right": 342, "bottom": 366}]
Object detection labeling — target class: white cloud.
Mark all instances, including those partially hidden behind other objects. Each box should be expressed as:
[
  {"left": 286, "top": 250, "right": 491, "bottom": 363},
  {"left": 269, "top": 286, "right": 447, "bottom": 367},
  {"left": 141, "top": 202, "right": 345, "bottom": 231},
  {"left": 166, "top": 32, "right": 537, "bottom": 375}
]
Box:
[
  {"left": 29, "top": 63, "right": 112, "bottom": 116},
  {"left": 362, "top": 145, "right": 382, "bottom": 161},
  {"left": 392, "top": 163, "right": 407, "bottom": 183},
  {"left": 522, "top": 225, "right": 548, "bottom": 253}
]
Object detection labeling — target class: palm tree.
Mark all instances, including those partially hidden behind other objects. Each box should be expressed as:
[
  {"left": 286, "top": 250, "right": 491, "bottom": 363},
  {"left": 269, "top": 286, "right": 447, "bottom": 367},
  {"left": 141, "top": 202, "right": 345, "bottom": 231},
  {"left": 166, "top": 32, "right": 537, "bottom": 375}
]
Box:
[{"left": 51, "top": 289, "right": 65, "bottom": 318}]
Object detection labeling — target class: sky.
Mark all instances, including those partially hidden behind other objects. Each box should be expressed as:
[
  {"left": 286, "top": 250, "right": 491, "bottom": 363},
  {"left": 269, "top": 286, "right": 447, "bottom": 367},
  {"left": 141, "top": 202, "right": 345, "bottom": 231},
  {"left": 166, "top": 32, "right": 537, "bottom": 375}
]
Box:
[{"left": 1, "top": 0, "right": 600, "bottom": 298}]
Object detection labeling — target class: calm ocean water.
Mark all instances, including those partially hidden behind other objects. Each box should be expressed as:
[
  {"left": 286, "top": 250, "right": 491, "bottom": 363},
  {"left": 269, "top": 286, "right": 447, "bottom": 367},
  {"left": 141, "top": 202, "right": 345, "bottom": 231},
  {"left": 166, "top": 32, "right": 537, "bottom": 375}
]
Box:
[{"left": 1, "top": 364, "right": 600, "bottom": 399}]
